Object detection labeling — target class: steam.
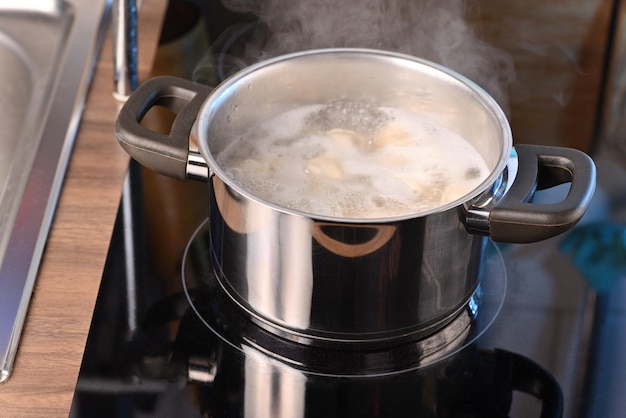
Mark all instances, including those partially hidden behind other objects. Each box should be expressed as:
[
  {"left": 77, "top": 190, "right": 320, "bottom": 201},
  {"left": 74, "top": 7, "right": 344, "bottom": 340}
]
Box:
[{"left": 201, "top": 0, "right": 514, "bottom": 111}]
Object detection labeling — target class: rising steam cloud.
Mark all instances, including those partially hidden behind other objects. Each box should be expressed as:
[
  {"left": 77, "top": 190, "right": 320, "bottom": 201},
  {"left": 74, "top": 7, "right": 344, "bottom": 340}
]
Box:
[{"left": 204, "top": 0, "right": 514, "bottom": 110}]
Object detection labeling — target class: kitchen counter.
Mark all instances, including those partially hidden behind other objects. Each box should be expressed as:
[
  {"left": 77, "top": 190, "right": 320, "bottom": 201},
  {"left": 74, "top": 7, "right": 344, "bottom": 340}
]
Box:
[{"left": 0, "top": 0, "right": 167, "bottom": 416}]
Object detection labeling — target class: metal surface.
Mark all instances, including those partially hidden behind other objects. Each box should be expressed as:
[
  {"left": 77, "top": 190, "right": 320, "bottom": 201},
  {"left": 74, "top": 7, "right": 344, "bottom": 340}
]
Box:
[
  {"left": 112, "top": 0, "right": 138, "bottom": 99},
  {"left": 208, "top": 175, "right": 487, "bottom": 344},
  {"left": 0, "top": 0, "right": 111, "bottom": 383},
  {"left": 183, "top": 219, "right": 504, "bottom": 371}
]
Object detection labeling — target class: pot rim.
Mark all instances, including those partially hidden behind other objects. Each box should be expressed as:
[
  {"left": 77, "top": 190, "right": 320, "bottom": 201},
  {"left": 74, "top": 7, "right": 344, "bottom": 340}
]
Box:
[{"left": 195, "top": 47, "right": 513, "bottom": 223}]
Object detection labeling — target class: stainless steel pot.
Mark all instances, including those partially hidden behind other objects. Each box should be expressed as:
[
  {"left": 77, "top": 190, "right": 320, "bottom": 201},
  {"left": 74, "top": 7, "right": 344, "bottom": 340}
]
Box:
[{"left": 116, "top": 48, "right": 595, "bottom": 345}]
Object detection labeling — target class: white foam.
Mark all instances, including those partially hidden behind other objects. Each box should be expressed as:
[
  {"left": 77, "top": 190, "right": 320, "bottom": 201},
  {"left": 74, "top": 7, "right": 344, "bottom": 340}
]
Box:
[{"left": 217, "top": 104, "right": 490, "bottom": 218}]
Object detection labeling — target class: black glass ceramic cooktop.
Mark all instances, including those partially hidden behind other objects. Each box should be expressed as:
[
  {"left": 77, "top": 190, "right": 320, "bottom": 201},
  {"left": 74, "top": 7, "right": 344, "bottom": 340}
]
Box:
[{"left": 68, "top": 156, "right": 626, "bottom": 417}]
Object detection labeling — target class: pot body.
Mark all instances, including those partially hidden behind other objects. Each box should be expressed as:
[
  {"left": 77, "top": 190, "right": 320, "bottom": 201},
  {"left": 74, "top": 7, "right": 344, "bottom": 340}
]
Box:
[
  {"left": 197, "top": 49, "right": 508, "bottom": 341},
  {"left": 209, "top": 174, "right": 487, "bottom": 342},
  {"left": 115, "top": 48, "right": 596, "bottom": 344}
]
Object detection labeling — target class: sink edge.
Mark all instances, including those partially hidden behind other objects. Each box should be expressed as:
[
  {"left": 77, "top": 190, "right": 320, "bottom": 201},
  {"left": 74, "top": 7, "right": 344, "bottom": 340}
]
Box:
[{"left": 0, "top": 0, "right": 112, "bottom": 384}]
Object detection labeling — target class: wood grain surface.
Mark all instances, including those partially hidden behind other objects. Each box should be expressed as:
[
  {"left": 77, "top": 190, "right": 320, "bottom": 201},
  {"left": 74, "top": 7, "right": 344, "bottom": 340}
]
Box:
[
  {"left": 470, "top": 0, "right": 614, "bottom": 151},
  {"left": 0, "top": 0, "right": 166, "bottom": 416}
]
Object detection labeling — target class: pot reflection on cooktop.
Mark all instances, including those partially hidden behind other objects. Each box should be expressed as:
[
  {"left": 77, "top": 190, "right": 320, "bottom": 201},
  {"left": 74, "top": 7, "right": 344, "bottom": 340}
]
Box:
[{"left": 69, "top": 164, "right": 566, "bottom": 418}]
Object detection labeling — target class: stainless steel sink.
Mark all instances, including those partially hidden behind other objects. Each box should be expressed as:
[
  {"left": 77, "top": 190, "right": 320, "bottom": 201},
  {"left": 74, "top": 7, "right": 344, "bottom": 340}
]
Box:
[{"left": 0, "top": 0, "right": 111, "bottom": 383}]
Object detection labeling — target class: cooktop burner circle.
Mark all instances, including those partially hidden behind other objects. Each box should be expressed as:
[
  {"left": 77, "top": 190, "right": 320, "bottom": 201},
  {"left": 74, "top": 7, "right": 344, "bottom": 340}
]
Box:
[{"left": 182, "top": 219, "right": 507, "bottom": 377}]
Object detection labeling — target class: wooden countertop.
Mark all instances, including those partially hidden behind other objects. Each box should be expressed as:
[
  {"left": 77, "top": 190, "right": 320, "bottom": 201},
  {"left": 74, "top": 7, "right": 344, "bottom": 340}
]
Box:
[{"left": 0, "top": 0, "right": 167, "bottom": 416}]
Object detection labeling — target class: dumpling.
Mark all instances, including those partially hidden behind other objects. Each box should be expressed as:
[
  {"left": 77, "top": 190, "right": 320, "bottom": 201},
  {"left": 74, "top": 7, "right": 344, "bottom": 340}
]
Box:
[
  {"left": 305, "top": 154, "right": 345, "bottom": 180},
  {"left": 373, "top": 123, "right": 415, "bottom": 148}
]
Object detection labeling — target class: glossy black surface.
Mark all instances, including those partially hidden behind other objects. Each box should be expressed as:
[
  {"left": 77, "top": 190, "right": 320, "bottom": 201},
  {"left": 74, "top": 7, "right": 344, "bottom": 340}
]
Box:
[
  {"left": 69, "top": 150, "right": 626, "bottom": 417},
  {"left": 68, "top": 163, "right": 556, "bottom": 418}
]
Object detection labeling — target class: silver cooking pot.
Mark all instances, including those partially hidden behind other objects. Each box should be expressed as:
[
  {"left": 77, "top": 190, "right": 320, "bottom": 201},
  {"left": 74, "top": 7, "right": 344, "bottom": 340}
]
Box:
[{"left": 116, "top": 48, "right": 595, "bottom": 346}]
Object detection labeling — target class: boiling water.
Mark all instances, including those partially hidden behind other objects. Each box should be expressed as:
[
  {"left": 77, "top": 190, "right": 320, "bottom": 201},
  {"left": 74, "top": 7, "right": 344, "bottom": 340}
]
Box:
[{"left": 217, "top": 102, "right": 490, "bottom": 218}]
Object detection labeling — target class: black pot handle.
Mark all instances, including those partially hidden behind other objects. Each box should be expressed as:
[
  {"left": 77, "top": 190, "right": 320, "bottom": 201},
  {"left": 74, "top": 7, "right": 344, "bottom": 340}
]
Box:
[
  {"left": 448, "top": 348, "right": 563, "bottom": 417},
  {"left": 488, "top": 144, "right": 596, "bottom": 243},
  {"left": 115, "top": 76, "right": 213, "bottom": 180},
  {"left": 500, "top": 349, "right": 564, "bottom": 418},
  {"left": 479, "top": 349, "right": 564, "bottom": 418}
]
